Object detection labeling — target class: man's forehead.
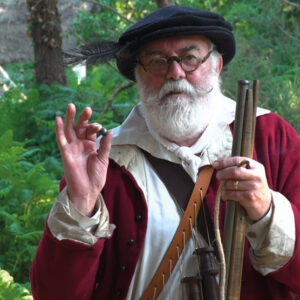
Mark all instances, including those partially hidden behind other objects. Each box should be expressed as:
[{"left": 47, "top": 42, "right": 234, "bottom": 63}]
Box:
[{"left": 140, "top": 35, "right": 211, "bottom": 55}]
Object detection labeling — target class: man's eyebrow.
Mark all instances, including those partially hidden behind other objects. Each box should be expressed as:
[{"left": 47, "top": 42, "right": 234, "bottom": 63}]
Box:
[
  {"left": 180, "top": 45, "right": 201, "bottom": 52},
  {"left": 143, "top": 49, "right": 164, "bottom": 56}
]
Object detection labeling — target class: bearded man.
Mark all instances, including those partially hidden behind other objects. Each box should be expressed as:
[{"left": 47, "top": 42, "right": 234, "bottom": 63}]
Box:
[{"left": 30, "top": 6, "right": 300, "bottom": 300}]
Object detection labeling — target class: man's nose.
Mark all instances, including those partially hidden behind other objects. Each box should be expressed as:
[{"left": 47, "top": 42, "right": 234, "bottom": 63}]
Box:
[{"left": 165, "top": 60, "right": 186, "bottom": 80}]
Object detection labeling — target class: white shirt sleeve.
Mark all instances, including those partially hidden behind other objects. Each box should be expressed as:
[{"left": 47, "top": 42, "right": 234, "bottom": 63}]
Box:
[
  {"left": 246, "top": 190, "right": 295, "bottom": 275},
  {"left": 47, "top": 187, "right": 115, "bottom": 246}
]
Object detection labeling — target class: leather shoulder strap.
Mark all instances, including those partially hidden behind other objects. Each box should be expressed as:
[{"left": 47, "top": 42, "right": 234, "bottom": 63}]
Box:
[
  {"left": 140, "top": 164, "right": 213, "bottom": 300},
  {"left": 142, "top": 150, "right": 215, "bottom": 246}
]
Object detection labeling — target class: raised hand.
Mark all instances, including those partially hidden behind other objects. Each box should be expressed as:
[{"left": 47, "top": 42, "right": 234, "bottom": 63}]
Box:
[
  {"left": 213, "top": 157, "right": 272, "bottom": 221},
  {"left": 55, "top": 103, "right": 113, "bottom": 216}
]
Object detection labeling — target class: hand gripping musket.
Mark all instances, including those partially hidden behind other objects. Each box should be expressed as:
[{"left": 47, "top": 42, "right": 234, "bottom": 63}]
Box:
[
  {"left": 174, "top": 80, "right": 260, "bottom": 300},
  {"left": 220, "top": 80, "right": 259, "bottom": 300},
  {"left": 178, "top": 80, "right": 259, "bottom": 300}
]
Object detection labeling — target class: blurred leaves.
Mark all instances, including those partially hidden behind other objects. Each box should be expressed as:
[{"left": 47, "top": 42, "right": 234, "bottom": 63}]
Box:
[
  {"left": 0, "top": 268, "right": 32, "bottom": 300},
  {"left": 0, "top": 130, "right": 57, "bottom": 285}
]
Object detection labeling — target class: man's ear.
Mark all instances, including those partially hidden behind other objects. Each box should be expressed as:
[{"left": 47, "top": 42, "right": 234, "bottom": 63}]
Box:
[{"left": 216, "top": 55, "right": 223, "bottom": 74}]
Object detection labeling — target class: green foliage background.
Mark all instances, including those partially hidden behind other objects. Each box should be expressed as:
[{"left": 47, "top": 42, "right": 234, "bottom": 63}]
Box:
[{"left": 0, "top": 0, "right": 299, "bottom": 298}]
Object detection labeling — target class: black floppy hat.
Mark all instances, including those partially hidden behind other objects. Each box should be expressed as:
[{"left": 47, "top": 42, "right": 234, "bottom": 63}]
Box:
[
  {"left": 117, "top": 6, "right": 235, "bottom": 81},
  {"left": 64, "top": 6, "right": 235, "bottom": 81}
]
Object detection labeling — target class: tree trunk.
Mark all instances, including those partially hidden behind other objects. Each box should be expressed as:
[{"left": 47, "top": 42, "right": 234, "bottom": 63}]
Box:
[
  {"left": 26, "top": 0, "right": 66, "bottom": 85},
  {"left": 155, "top": 0, "right": 175, "bottom": 8}
]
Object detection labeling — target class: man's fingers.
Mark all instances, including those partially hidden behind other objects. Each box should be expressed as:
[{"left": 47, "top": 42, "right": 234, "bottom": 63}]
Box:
[
  {"left": 74, "top": 107, "right": 92, "bottom": 130},
  {"left": 64, "top": 103, "right": 77, "bottom": 142},
  {"left": 216, "top": 165, "right": 252, "bottom": 181},
  {"left": 55, "top": 116, "right": 68, "bottom": 150},
  {"left": 213, "top": 156, "right": 257, "bottom": 181},
  {"left": 214, "top": 158, "right": 272, "bottom": 221},
  {"left": 97, "top": 131, "right": 113, "bottom": 162},
  {"left": 74, "top": 107, "right": 100, "bottom": 140},
  {"left": 213, "top": 156, "right": 252, "bottom": 170},
  {"left": 75, "top": 123, "right": 102, "bottom": 141},
  {"left": 223, "top": 179, "right": 251, "bottom": 191},
  {"left": 86, "top": 124, "right": 101, "bottom": 141}
]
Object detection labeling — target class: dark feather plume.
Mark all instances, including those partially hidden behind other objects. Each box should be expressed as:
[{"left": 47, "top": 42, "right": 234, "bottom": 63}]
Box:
[{"left": 63, "top": 40, "right": 122, "bottom": 66}]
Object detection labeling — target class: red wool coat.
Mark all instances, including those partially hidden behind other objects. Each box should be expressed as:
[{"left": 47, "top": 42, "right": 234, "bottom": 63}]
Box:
[{"left": 30, "top": 113, "right": 300, "bottom": 300}]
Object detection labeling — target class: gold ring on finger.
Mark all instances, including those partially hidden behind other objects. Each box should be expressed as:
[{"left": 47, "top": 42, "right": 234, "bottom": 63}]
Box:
[{"left": 233, "top": 180, "right": 239, "bottom": 191}]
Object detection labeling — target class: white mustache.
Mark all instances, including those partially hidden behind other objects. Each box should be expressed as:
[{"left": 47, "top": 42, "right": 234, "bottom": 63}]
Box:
[
  {"left": 158, "top": 80, "right": 197, "bottom": 100},
  {"left": 148, "top": 79, "right": 213, "bottom": 105}
]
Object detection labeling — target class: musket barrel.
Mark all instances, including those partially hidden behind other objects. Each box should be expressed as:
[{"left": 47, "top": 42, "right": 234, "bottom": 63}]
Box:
[
  {"left": 223, "top": 80, "right": 259, "bottom": 300},
  {"left": 223, "top": 80, "right": 249, "bottom": 296},
  {"left": 232, "top": 80, "right": 250, "bottom": 156},
  {"left": 227, "top": 88, "right": 254, "bottom": 300}
]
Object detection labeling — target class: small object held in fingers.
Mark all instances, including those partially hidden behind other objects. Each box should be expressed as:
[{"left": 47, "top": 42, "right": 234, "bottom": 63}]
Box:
[
  {"left": 98, "top": 127, "right": 108, "bottom": 136},
  {"left": 237, "top": 160, "right": 251, "bottom": 169}
]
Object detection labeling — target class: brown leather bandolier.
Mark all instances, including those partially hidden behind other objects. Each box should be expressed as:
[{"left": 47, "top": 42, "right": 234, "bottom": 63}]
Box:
[{"left": 140, "top": 150, "right": 217, "bottom": 300}]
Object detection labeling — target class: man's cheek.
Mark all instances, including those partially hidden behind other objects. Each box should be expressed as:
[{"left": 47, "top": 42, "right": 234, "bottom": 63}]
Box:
[
  {"left": 187, "top": 69, "right": 210, "bottom": 85},
  {"left": 149, "top": 77, "right": 165, "bottom": 92}
]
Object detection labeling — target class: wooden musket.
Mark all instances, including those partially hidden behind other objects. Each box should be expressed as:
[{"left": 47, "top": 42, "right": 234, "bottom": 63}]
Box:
[{"left": 223, "top": 80, "right": 259, "bottom": 300}]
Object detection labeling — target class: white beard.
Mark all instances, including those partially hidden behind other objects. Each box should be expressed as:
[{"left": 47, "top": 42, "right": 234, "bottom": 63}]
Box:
[{"left": 136, "top": 70, "right": 222, "bottom": 144}]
